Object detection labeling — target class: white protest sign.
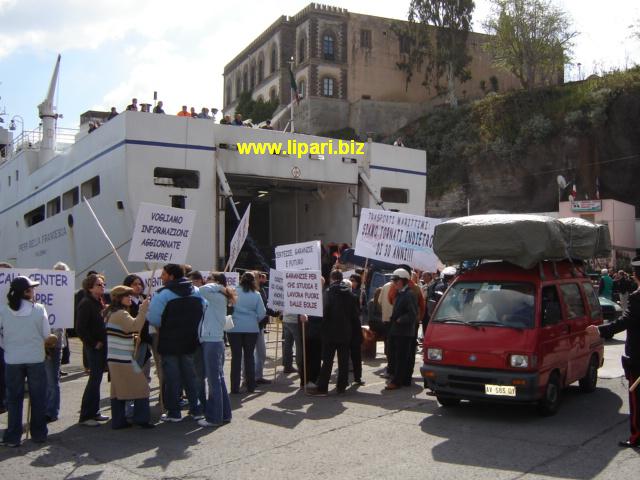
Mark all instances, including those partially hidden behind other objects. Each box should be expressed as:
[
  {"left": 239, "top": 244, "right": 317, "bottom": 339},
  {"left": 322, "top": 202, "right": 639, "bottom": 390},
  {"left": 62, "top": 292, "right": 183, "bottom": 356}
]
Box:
[
  {"left": 128, "top": 202, "right": 196, "bottom": 264},
  {"left": 134, "top": 270, "right": 164, "bottom": 295},
  {"left": 0, "top": 269, "right": 75, "bottom": 328},
  {"left": 275, "top": 240, "right": 321, "bottom": 271},
  {"left": 267, "top": 269, "right": 285, "bottom": 311},
  {"left": 282, "top": 270, "right": 323, "bottom": 316},
  {"left": 227, "top": 205, "right": 251, "bottom": 271},
  {"left": 225, "top": 272, "right": 239, "bottom": 289},
  {"left": 355, "top": 208, "right": 441, "bottom": 272}
]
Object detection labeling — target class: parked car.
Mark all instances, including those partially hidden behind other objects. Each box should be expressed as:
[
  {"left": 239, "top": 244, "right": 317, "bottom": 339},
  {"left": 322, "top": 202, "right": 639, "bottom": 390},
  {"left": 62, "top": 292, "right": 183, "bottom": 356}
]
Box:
[
  {"left": 421, "top": 260, "right": 605, "bottom": 416},
  {"left": 598, "top": 296, "right": 623, "bottom": 339}
]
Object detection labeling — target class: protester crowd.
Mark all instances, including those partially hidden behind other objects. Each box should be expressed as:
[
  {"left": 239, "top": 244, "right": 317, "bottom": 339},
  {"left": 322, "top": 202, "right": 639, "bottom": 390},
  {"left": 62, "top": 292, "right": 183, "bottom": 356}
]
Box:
[{"left": 1, "top": 257, "right": 638, "bottom": 448}]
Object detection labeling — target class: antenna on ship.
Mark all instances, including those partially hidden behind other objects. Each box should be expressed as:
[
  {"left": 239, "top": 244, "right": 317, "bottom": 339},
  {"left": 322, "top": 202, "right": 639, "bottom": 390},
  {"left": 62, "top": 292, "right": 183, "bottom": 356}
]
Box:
[{"left": 37, "top": 54, "right": 61, "bottom": 166}]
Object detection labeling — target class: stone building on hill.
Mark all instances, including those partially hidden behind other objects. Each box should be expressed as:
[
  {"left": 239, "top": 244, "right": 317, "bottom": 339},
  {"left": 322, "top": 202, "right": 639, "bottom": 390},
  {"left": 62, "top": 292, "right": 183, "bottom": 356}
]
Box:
[{"left": 222, "top": 3, "right": 530, "bottom": 137}]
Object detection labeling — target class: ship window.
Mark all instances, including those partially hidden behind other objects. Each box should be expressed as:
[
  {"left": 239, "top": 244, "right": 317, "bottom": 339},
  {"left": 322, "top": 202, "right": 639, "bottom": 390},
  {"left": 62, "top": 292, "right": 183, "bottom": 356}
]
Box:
[
  {"left": 63, "top": 187, "right": 79, "bottom": 210},
  {"left": 24, "top": 205, "right": 45, "bottom": 227},
  {"left": 154, "top": 167, "right": 200, "bottom": 189},
  {"left": 380, "top": 187, "right": 409, "bottom": 203},
  {"left": 47, "top": 197, "right": 61, "bottom": 218},
  {"left": 15, "top": 170, "right": 19, "bottom": 181},
  {"left": 8, "top": 176, "right": 10, "bottom": 187},
  {"left": 81, "top": 176, "right": 100, "bottom": 200}
]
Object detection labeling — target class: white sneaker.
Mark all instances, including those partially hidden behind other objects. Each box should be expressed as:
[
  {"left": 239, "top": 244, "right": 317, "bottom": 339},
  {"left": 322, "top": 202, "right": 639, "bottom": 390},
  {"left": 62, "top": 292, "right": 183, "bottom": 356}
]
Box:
[
  {"left": 160, "top": 414, "right": 182, "bottom": 423},
  {"left": 80, "top": 419, "right": 100, "bottom": 427},
  {"left": 198, "top": 419, "right": 221, "bottom": 428}
]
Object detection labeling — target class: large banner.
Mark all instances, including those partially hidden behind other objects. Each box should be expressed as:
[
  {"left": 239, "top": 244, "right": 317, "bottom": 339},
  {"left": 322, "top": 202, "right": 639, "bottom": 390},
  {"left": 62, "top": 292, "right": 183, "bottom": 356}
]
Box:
[
  {"left": 128, "top": 202, "right": 196, "bottom": 265},
  {"left": 0, "top": 269, "right": 75, "bottom": 328},
  {"left": 275, "top": 240, "right": 321, "bottom": 271},
  {"left": 227, "top": 205, "right": 251, "bottom": 271},
  {"left": 355, "top": 208, "right": 441, "bottom": 272},
  {"left": 282, "top": 270, "right": 323, "bottom": 317},
  {"left": 267, "top": 269, "right": 285, "bottom": 311}
]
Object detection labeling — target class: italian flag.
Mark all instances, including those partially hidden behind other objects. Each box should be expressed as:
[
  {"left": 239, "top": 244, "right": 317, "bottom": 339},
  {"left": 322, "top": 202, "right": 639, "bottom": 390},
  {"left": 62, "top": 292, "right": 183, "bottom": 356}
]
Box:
[{"left": 289, "top": 68, "right": 300, "bottom": 104}]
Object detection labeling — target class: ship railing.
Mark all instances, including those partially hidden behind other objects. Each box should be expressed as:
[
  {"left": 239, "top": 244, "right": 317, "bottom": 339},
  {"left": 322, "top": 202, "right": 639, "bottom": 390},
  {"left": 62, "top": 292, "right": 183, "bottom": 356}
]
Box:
[{"left": 7, "top": 127, "right": 79, "bottom": 156}]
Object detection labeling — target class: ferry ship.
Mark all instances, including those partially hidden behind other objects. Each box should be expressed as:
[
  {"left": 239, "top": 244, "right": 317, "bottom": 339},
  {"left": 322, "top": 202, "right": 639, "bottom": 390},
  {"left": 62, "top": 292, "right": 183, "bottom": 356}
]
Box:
[{"left": 0, "top": 56, "right": 427, "bottom": 282}]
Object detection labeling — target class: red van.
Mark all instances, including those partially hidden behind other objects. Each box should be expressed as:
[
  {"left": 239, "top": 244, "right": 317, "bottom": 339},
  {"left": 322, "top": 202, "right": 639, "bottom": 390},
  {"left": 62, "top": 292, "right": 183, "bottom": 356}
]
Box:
[{"left": 421, "top": 260, "right": 605, "bottom": 415}]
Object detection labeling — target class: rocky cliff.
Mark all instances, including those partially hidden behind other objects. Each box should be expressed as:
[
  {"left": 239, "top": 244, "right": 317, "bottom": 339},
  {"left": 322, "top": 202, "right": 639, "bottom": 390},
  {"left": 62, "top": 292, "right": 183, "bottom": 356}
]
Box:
[{"left": 397, "top": 67, "right": 640, "bottom": 217}]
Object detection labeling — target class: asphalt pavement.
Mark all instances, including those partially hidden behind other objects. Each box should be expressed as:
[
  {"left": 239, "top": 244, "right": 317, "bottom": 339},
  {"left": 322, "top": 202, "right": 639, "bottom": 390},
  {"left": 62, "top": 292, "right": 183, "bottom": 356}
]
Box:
[{"left": 0, "top": 330, "right": 638, "bottom": 479}]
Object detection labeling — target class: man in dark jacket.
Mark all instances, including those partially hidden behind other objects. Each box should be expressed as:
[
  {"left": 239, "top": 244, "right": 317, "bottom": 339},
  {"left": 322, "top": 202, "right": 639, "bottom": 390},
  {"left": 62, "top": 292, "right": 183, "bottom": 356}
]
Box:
[
  {"left": 76, "top": 273, "right": 108, "bottom": 426},
  {"left": 588, "top": 256, "right": 640, "bottom": 449},
  {"left": 147, "top": 264, "right": 207, "bottom": 422},
  {"left": 386, "top": 268, "right": 418, "bottom": 390},
  {"left": 309, "top": 270, "right": 357, "bottom": 395}
]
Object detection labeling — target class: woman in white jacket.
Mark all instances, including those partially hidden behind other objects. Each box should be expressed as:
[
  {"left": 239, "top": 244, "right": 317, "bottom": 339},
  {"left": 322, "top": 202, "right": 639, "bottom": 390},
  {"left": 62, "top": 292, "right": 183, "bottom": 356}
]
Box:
[{"left": 0, "top": 276, "right": 51, "bottom": 447}]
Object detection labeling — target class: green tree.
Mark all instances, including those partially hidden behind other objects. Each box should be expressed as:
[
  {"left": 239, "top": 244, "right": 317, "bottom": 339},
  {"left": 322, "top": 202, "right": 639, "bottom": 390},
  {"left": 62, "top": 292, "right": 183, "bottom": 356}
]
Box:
[
  {"left": 401, "top": 0, "right": 475, "bottom": 107},
  {"left": 483, "top": 0, "right": 576, "bottom": 91},
  {"left": 234, "top": 91, "right": 279, "bottom": 125}
]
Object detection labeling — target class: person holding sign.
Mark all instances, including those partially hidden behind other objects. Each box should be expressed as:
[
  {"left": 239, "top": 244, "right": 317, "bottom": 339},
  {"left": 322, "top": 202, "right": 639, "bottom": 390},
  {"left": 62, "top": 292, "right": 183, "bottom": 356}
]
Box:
[
  {"left": 227, "top": 272, "right": 266, "bottom": 394},
  {"left": 308, "top": 270, "right": 357, "bottom": 396},
  {"left": 0, "top": 276, "right": 52, "bottom": 447},
  {"left": 104, "top": 286, "right": 154, "bottom": 429}
]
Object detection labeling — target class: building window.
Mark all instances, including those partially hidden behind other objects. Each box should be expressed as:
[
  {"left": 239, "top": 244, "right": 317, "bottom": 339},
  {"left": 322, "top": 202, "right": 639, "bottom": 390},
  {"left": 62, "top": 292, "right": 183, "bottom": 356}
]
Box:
[
  {"left": 154, "top": 167, "right": 200, "bottom": 189},
  {"left": 323, "top": 33, "right": 335, "bottom": 60},
  {"left": 242, "top": 68, "right": 248, "bottom": 93},
  {"left": 226, "top": 82, "right": 232, "bottom": 105},
  {"left": 271, "top": 46, "right": 278, "bottom": 73},
  {"left": 269, "top": 87, "right": 278, "bottom": 103},
  {"left": 399, "top": 35, "right": 412, "bottom": 54},
  {"left": 235, "top": 76, "right": 241, "bottom": 99},
  {"left": 24, "top": 205, "right": 45, "bottom": 227},
  {"left": 361, "top": 29, "right": 371, "bottom": 48},
  {"left": 47, "top": 197, "right": 61, "bottom": 218},
  {"left": 299, "top": 37, "right": 306, "bottom": 63},
  {"left": 258, "top": 58, "right": 264, "bottom": 82},
  {"left": 322, "top": 77, "right": 334, "bottom": 97},
  {"left": 298, "top": 79, "right": 306, "bottom": 99},
  {"left": 62, "top": 187, "right": 79, "bottom": 210},
  {"left": 380, "top": 187, "right": 409, "bottom": 203},
  {"left": 250, "top": 64, "right": 256, "bottom": 90},
  {"left": 81, "top": 176, "right": 100, "bottom": 200}
]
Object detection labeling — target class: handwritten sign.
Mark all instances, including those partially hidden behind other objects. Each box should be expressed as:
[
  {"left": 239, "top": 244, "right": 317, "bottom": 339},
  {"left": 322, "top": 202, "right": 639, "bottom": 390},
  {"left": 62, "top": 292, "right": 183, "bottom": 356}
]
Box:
[
  {"left": 282, "top": 270, "right": 323, "bottom": 316},
  {"left": 128, "top": 202, "right": 196, "bottom": 264},
  {"left": 275, "top": 240, "right": 321, "bottom": 271},
  {"left": 355, "top": 208, "right": 441, "bottom": 272},
  {"left": 0, "top": 269, "right": 75, "bottom": 328},
  {"left": 267, "top": 269, "right": 284, "bottom": 311},
  {"left": 227, "top": 205, "right": 251, "bottom": 271}
]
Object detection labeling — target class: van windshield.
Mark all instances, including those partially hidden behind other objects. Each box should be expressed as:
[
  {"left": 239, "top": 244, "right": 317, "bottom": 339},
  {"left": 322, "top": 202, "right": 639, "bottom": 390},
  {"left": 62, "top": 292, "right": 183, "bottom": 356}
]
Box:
[{"left": 432, "top": 282, "right": 535, "bottom": 329}]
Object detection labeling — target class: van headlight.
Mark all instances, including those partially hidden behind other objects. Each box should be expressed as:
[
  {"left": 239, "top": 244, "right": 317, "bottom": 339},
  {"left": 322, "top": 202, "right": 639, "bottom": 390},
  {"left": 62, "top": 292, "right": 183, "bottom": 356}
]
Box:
[
  {"left": 510, "top": 354, "right": 529, "bottom": 368},
  {"left": 427, "top": 348, "right": 443, "bottom": 361}
]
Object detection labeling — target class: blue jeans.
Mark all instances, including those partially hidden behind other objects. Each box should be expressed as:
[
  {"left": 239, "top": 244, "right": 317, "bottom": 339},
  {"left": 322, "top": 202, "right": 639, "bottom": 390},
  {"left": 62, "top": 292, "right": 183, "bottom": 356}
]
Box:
[
  {"left": 111, "top": 398, "right": 150, "bottom": 428},
  {"left": 202, "top": 341, "right": 232, "bottom": 425},
  {"left": 254, "top": 329, "right": 267, "bottom": 380},
  {"left": 192, "top": 346, "right": 206, "bottom": 410},
  {"left": 79, "top": 346, "right": 106, "bottom": 422},
  {"left": 0, "top": 347, "right": 6, "bottom": 410},
  {"left": 162, "top": 353, "right": 202, "bottom": 419},
  {"left": 3, "top": 362, "right": 47, "bottom": 444},
  {"left": 45, "top": 347, "right": 61, "bottom": 418}
]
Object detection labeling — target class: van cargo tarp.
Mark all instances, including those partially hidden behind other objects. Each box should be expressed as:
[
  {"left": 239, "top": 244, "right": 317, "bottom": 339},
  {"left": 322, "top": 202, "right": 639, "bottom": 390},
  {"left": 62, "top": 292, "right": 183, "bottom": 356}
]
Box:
[{"left": 434, "top": 214, "right": 611, "bottom": 269}]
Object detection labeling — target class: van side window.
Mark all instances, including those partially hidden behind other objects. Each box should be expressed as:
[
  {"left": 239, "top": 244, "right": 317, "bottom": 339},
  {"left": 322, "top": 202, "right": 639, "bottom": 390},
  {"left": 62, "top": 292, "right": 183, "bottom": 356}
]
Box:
[
  {"left": 541, "top": 286, "right": 562, "bottom": 326},
  {"left": 559, "top": 283, "right": 586, "bottom": 319},
  {"left": 582, "top": 282, "right": 602, "bottom": 320}
]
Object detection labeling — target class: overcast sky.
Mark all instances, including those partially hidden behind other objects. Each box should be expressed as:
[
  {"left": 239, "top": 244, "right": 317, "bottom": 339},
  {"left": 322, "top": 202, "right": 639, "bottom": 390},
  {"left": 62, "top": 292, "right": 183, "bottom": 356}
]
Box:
[{"left": 1, "top": 0, "right": 639, "bottom": 131}]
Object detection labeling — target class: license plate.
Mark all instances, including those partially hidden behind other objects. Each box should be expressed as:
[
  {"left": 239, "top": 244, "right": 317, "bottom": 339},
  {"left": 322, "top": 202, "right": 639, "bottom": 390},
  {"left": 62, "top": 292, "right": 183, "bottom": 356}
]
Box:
[{"left": 485, "top": 384, "right": 516, "bottom": 397}]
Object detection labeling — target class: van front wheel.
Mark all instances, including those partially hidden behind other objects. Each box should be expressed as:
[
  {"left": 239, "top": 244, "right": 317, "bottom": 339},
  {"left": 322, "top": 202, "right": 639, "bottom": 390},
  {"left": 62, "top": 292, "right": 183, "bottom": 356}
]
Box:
[
  {"left": 537, "top": 372, "right": 561, "bottom": 416},
  {"left": 579, "top": 355, "right": 599, "bottom": 393}
]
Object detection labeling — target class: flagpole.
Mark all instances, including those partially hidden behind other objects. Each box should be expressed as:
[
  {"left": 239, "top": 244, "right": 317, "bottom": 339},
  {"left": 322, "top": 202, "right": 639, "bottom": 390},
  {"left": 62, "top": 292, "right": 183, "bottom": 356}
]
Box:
[{"left": 288, "top": 56, "right": 295, "bottom": 133}]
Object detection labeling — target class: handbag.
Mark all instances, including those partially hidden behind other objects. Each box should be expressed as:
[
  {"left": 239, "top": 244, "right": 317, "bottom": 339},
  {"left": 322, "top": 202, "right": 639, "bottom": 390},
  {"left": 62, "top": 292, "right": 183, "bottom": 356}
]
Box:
[{"left": 224, "top": 314, "right": 235, "bottom": 331}]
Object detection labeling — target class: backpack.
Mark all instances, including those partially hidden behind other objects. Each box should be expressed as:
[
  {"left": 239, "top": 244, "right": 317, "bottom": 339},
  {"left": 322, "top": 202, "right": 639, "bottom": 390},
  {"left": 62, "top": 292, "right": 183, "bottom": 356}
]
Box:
[{"left": 158, "top": 296, "right": 204, "bottom": 355}]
